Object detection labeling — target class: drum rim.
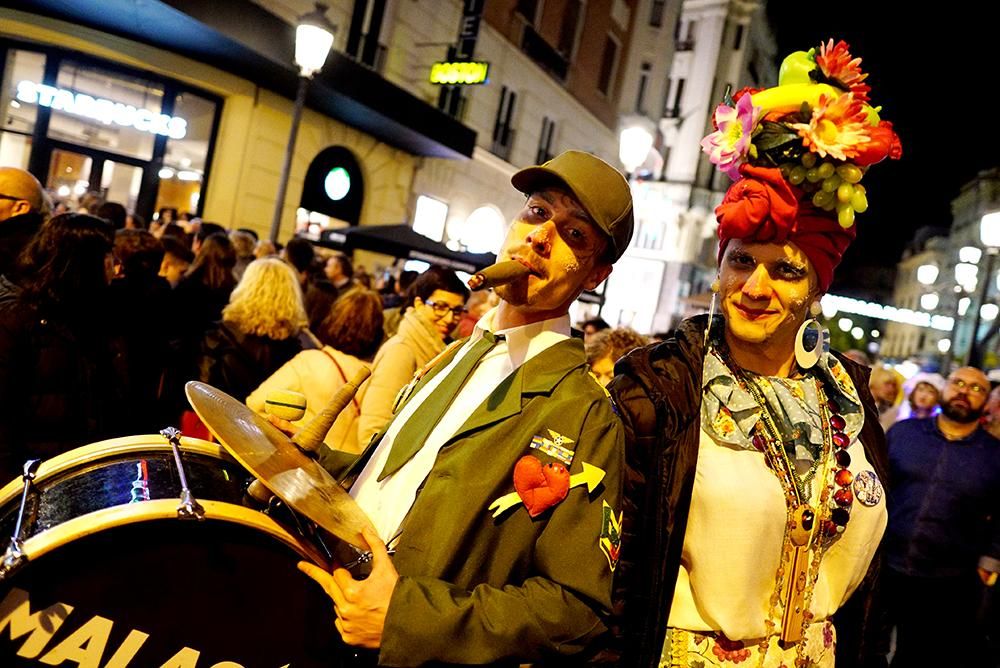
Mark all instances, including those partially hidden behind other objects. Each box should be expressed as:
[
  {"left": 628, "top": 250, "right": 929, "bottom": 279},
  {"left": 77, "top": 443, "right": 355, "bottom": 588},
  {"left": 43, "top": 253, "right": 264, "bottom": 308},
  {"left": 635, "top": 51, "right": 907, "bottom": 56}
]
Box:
[
  {"left": 0, "top": 434, "right": 229, "bottom": 506},
  {"left": 16, "top": 498, "right": 330, "bottom": 569}
]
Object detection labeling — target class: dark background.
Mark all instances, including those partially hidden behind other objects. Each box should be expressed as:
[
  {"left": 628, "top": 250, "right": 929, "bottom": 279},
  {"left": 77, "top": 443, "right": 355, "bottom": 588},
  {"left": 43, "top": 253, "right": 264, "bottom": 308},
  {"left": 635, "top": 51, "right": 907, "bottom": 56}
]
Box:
[{"left": 767, "top": 1, "right": 1000, "bottom": 296}]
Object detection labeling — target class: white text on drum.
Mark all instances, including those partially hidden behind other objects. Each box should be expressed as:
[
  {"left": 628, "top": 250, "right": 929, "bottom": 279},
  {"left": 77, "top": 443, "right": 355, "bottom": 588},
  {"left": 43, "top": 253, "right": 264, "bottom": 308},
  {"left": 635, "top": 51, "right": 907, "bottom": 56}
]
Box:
[{"left": 1, "top": 587, "right": 288, "bottom": 668}]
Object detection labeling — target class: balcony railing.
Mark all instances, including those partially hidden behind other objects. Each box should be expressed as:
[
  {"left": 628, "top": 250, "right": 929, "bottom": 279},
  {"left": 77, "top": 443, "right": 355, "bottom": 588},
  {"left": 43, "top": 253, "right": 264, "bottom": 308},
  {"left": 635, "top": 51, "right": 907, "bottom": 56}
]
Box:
[{"left": 676, "top": 39, "right": 695, "bottom": 52}]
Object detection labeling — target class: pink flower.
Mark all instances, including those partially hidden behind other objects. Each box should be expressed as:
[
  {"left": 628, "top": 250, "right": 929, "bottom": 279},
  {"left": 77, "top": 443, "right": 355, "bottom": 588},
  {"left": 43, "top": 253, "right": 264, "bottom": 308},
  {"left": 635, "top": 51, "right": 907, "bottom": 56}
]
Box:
[{"left": 701, "top": 94, "right": 760, "bottom": 180}]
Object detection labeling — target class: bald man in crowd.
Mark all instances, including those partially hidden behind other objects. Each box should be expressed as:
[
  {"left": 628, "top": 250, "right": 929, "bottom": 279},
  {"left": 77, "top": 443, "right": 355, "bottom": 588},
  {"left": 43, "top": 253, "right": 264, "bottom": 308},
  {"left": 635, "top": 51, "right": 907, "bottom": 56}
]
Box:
[{"left": 0, "top": 167, "right": 46, "bottom": 276}]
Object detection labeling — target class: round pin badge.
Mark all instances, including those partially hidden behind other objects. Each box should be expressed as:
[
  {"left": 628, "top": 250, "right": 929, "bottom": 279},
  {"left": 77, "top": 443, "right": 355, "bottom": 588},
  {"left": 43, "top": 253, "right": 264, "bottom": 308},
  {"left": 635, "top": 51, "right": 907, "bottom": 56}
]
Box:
[{"left": 852, "top": 470, "right": 883, "bottom": 507}]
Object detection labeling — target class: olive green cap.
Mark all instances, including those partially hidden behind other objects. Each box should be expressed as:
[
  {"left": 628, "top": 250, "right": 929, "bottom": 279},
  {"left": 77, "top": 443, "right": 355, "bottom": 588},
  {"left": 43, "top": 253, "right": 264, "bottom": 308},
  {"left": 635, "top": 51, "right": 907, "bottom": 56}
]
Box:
[{"left": 511, "top": 150, "right": 634, "bottom": 261}]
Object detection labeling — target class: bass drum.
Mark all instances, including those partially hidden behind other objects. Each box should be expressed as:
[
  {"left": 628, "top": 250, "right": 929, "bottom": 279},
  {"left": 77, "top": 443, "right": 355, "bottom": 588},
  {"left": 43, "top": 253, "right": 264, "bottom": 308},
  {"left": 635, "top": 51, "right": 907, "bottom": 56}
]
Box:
[{"left": 0, "top": 435, "right": 342, "bottom": 668}]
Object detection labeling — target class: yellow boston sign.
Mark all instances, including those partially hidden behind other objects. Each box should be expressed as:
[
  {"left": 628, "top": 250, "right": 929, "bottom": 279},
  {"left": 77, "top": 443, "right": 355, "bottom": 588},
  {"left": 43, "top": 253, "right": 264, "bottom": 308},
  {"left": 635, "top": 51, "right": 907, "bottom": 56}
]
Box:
[{"left": 429, "top": 61, "right": 490, "bottom": 85}]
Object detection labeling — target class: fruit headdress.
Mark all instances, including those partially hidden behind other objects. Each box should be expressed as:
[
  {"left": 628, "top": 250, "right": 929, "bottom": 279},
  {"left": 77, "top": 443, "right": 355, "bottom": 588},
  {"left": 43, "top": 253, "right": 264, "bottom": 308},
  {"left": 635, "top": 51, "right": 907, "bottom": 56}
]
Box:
[{"left": 702, "top": 39, "right": 902, "bottom": 292}]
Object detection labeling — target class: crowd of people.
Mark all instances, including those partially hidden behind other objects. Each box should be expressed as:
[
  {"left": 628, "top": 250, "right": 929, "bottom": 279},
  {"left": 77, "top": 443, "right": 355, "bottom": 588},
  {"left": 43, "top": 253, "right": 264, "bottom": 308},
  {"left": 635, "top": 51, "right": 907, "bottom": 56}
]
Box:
[{"left": 0, "top": 37, "right": 997, "bottom": 668}]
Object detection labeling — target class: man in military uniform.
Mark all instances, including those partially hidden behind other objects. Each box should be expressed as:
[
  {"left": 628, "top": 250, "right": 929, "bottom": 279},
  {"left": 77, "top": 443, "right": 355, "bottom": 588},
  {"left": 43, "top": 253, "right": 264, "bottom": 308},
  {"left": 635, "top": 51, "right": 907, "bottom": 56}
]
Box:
[{"left": 299, "top": 150, "right": 633, "bottom": 665}]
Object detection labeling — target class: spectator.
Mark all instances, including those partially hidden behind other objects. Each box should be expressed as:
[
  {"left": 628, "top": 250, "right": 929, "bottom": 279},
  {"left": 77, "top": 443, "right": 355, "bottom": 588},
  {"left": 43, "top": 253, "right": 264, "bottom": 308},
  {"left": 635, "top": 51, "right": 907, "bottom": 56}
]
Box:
[
  {"left": 197, "top": 257, "right": 305, "bottom": 403},
  {"left": 870, "top": 364, "right": 904, "bottom": 431},
  {"left": 357, "top": 265, "right": 468, "bottom": 446},
  {"left": 159, "top": 236, "right": 194, "bottom": 288},
  {"left": 248, "top": 287, "right": 383, "bottom": 457},
  {"left": 0, "top": 214, "right": 127, "bottom": 482},
  {"left": 237, "top": 227, "right": 259, "bottom": 241},
  {"left": 191, "top": 221, "right": 226, "bottom": 254},
  {"left": 96, "top": 201, "right": 127, "bottom": 230},
  {"left": 897, "top": 373, "right": 944, "bottom": 422},
  {"left": 254, "top": 239, "right": 277, "bottom": 258},
  {"left": 581, "top": 316, "right": 610, "bottom": 343},
  {"left": 585, "top": 327, "right": 649, "bottom": 386},
  {"left": 0, "top": 166, "right": 46, "bottom": 277},
  {"left": 323, "top": 251, "right": 354, "bottom": 291},
  {"left": 283, "top": 237, "right": 315, "bottom": 286},
  {"left": 229, "top": 229, "right": 256, "bottom": 282},
  {"left": 885, "top": 366, "right": 1000, "bottom": 667},
  {"left": 109, "top": 229, "right": 174, "bottom": 431},
  {"left": 125, "top": 211, "right": 146, "bottom": 230},
  {"left": 983, "top": 385, "right": 1000, "bottom": 440}
]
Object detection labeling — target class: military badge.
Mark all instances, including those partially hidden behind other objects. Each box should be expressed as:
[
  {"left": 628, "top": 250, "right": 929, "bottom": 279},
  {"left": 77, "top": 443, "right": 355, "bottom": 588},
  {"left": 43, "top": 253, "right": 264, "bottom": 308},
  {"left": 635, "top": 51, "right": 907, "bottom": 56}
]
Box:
[
  {"left": 600, "top": 500, "right": 623, "bottom": 571},
  {"left": 489, "top": 460, "right": 607, "bottom": 518},
  {"left": 852, "top": 470, "right": 883, "bottom": 507},
  {"left": 529, "top": 429, "right": 575, "bottom": 466}
]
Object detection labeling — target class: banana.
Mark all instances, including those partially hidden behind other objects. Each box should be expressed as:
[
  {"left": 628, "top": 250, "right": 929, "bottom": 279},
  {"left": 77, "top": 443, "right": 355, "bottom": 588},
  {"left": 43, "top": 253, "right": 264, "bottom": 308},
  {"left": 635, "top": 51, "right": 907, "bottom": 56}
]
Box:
[{"left": 750, "top": 83, "right": 843, "bottom": 115}]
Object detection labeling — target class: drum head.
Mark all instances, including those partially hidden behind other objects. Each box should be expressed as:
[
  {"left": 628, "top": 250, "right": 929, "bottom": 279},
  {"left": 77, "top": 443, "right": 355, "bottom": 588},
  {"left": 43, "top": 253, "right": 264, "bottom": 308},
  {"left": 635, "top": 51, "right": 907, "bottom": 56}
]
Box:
[{"left": 1, "top": 518, "right": 341, "bottom": 667}]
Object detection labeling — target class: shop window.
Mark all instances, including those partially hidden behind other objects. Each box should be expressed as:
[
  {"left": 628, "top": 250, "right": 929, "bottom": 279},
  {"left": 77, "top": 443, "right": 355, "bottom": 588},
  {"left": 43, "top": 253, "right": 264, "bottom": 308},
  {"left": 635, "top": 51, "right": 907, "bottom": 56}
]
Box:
[
  {"left": 46, "top": 60, "right": 167, "bottom": 161},
  {"left": 1, "top": 49, "right": 45, "bottom": 168},
  {"left": 156, "top": 90, "right": 216, "bottom": 217}
]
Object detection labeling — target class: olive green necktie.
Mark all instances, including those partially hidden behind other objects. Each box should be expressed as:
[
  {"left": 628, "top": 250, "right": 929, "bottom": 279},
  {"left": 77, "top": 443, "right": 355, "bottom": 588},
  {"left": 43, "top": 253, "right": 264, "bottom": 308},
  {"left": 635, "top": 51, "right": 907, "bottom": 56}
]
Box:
[{"left": 378, "top": 331, "right": 503, "bottom": 481}]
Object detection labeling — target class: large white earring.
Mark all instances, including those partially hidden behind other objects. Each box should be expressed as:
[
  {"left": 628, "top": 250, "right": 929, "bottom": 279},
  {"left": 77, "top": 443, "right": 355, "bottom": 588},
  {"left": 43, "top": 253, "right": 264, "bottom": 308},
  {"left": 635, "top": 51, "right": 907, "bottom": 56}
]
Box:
[{"left": 795, "top": 301, "right": 829, "bottom": 369}]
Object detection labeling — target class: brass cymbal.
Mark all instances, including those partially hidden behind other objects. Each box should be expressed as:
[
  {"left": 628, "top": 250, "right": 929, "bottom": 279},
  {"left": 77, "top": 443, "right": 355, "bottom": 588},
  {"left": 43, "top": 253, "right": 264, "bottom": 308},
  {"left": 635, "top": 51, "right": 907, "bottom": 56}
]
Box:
[{"left": 185, "top": 381, "right": 374, "bottom": 549}]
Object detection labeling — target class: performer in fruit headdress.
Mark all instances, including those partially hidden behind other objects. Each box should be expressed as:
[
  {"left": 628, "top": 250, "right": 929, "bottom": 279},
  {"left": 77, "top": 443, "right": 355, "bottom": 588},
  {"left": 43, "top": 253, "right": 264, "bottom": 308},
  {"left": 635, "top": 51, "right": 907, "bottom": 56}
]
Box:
[{"left": 608, "top": 40, "right": 901, "bottom": 667}]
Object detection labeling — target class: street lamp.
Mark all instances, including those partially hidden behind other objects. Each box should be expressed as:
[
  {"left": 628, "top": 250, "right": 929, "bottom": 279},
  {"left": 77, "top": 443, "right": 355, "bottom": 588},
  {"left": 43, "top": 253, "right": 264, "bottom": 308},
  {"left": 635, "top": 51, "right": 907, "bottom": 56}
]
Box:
[
  {"left": 619, "top": 125, "right": 654, "bottom": 177},
  {"left": 965, "top": 211, "right": 1000, "bottom": 367},
  {"left": 269, "top": 3, "right": 337, "bottom": 243}
]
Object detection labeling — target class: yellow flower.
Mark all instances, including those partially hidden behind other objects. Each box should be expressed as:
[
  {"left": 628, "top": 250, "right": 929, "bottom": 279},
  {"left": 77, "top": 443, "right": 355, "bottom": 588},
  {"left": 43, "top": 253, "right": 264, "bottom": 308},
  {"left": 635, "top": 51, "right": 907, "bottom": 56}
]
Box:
[{"left": 791, "top": 93, "right": 870, "bottom": 161}]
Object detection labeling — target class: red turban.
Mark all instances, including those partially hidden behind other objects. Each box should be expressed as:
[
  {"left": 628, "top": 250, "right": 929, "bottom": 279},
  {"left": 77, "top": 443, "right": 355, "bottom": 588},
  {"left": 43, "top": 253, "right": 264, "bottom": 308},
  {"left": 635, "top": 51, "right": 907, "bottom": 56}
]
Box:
[{"left": 715, "top": 164, "right": 856, "bottom": 292}]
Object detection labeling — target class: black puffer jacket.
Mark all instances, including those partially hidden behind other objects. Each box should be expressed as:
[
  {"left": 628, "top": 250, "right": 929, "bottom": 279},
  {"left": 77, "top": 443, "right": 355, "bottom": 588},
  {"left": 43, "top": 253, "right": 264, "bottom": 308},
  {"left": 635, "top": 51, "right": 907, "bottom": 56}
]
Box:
[
  {"left": 607, "top": 315, "right": 890, "bottom": 668},
  {"left": 197, "top": 321, "right": 302, "bottom": 402}
]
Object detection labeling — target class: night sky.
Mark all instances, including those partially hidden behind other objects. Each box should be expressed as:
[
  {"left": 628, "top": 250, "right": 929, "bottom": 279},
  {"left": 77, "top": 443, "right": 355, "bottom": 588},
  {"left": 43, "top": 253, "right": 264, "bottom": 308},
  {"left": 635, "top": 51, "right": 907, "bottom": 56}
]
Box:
[{"left": 766, "top": 1, "right": 999, "bottom": 297}]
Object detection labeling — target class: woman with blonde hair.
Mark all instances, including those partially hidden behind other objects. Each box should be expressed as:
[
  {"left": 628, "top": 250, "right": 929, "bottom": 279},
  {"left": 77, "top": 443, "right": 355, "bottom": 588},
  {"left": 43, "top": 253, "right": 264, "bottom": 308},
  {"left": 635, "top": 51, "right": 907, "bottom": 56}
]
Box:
[
  {"left": 198, "top": 257, "right": 305, "bottom": 402},
  {"left": 248, "top": 287, "right": 384, "bottom": 458}
]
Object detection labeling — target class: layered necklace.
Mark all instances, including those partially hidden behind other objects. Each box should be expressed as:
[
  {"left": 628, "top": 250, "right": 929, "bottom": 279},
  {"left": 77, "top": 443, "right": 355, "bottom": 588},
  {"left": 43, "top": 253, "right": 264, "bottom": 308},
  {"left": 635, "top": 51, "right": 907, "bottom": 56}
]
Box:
[{"left": 720, "top": 350, "right": 855, "bottom": 649}]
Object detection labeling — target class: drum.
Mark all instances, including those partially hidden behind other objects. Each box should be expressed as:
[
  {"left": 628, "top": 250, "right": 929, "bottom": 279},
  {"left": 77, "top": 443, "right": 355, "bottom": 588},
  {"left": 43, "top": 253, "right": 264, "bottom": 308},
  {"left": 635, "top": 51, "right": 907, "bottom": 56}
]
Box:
[{"left": 0, "top": 435, "right": 342, "bottom": 668}]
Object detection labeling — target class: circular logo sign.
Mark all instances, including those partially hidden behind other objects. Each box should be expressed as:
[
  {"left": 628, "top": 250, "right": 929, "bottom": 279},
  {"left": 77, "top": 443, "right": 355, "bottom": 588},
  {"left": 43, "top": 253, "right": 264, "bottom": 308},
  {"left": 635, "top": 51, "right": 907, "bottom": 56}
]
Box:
[{"left": 324, "top": 167, "right": 351, "bottom": 201}]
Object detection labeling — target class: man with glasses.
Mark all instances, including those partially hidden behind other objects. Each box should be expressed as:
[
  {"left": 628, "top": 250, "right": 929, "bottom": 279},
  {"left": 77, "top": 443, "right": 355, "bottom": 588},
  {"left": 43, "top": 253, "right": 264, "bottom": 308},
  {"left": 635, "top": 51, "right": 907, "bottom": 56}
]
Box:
[
  {"left": 0, "top": 166, "right": 46, "bottom": 276},
  {"left": 298, "top": 151, "right": 632, "bottom": 665},
  {"left": 884, "top": 366, "right": 1000, "bottom": 666}
]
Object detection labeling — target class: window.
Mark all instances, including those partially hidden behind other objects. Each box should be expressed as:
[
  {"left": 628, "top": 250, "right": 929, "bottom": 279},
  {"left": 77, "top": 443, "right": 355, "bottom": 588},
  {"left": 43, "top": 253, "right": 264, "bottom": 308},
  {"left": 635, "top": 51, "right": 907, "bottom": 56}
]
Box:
[
  {"left": 515, "top": 0, "right": 540, "bottom": 23},
  {"left": 670, "top": 78, "right": 685, "bottom": 116},
  {"left": 650, "top": 0, "right": 666, "bottom": 27},
  {"left": 155, "top": 90, "right": 217, "bottom": 217},
  {"left": 677, "top": 20, "right": 696, "bottom": 51},
  {"left": 636, "top": 62, "right": 651, "bottom": 114},
  {"left": 558, "top": 0, "right": 582, "bottom": 56},
  {"left": 0, "top": 49, "right": 45, "bottom": 169},
  {"left": 733, "top": 24, "right": 745, "bottom": 50},
  {"left": 661, "top": 77, "right": 673, "bottom": 117},
  {"left": 536, "top": 116, "right": 555, "bottom": 164},
  {"left": 597, "top": 36, "right": 619, "bottom": 96},
  {"left": 491, "top": 86, "right": 517, "bottom": 161}
]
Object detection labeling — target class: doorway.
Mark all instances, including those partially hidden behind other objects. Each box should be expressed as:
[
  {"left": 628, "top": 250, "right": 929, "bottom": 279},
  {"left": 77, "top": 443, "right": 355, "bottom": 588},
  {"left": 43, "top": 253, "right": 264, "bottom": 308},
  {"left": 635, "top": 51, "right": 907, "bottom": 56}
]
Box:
[{"left": 46, "top": 145, "right": 145, "bottom": 213}]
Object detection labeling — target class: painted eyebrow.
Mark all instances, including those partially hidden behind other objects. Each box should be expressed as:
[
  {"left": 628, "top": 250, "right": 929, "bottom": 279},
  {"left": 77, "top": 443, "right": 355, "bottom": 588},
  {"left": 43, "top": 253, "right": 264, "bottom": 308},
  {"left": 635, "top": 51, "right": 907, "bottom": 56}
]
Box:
[{"left": 531, "top": 191, "right": 594, "bottom": 225}]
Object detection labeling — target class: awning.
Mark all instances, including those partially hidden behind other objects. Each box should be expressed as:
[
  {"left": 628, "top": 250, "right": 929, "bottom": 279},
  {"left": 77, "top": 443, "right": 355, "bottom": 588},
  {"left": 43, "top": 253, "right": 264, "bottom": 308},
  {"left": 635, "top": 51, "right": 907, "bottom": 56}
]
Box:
[
  {"left": 7, "top": 0, "right": 476, "bottom": 159},
  {"left": 314, "top": 225, "right": 496, "bottom": 274}
]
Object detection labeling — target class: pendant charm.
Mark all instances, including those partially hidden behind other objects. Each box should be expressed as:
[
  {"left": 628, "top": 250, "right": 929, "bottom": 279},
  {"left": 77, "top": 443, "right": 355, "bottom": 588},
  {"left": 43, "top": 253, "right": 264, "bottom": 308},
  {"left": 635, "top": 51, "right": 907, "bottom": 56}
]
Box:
[
  {"left": 789, "top": 504, "right": 815, "bottom": 547},
  {"left": 852, "top": 470, "right": 884, "bottom": 507}
]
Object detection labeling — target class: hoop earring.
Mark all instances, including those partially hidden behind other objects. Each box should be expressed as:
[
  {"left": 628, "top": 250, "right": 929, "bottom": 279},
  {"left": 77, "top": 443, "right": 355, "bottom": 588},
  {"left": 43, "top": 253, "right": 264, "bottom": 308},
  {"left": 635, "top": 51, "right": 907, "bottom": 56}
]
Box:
[{"left": 795, "top": 311, "right": 830, "bottom": 369}]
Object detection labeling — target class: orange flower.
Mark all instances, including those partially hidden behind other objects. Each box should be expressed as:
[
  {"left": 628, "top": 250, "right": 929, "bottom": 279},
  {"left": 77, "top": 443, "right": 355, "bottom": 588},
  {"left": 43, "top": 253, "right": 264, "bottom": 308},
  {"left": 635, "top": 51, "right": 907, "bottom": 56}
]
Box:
[
  {"left": 791, "top": 93, "right": 871, "bottom": 161},
  {"left": 816, "top": 39, "right": 870, "bottom": 102}
]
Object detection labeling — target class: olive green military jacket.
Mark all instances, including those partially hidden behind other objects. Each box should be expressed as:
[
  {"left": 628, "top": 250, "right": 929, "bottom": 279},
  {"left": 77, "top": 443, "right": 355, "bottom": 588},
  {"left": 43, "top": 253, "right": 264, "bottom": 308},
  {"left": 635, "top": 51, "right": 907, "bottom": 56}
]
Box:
[{"left": 335, "top": 337, "right": 625, "bottom": 666}]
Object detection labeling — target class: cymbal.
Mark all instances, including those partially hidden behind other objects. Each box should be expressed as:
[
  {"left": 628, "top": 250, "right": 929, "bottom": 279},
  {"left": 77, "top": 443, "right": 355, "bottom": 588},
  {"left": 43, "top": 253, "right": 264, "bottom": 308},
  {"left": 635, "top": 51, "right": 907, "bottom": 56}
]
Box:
[{"left": 185, "top": 381, "right": 374, "bottom": 549}]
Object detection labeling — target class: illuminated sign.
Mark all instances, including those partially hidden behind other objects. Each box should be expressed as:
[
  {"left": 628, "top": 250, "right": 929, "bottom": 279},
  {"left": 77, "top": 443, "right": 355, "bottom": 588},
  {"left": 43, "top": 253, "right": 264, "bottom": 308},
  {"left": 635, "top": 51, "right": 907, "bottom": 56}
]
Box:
[
  {"left": 15, "top": 80, "right": 187, "bottom": 139},
  {"left": 429, "top": 61, "right": 490, "bottom": 85},
  {"left": 821, "top": 294, "right": 955, "bottom": 331},
  {"left": 324, "top": 167, "right": 351, "bottom": 201}
]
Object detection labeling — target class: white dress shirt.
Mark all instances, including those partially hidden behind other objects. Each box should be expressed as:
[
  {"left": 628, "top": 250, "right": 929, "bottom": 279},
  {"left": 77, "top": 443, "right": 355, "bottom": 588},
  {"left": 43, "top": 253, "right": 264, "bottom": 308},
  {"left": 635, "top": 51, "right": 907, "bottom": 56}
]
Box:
[{"left": 350, "top": 307, "right": 572, "bottom": 543}]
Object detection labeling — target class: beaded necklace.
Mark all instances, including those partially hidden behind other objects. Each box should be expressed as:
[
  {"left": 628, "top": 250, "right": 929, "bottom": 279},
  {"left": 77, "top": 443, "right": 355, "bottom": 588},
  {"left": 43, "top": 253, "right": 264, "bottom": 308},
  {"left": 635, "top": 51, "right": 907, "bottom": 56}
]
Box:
[{"left": 716, "top": 349, "right": 855, "bottom": 652}]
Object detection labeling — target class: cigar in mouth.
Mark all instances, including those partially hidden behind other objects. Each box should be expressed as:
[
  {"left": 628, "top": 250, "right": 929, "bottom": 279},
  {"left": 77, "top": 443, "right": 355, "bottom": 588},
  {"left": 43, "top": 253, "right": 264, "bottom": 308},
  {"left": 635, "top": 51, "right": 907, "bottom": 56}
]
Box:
[{"left": 467, "top": 260, "right": 532, "bottom": 291}]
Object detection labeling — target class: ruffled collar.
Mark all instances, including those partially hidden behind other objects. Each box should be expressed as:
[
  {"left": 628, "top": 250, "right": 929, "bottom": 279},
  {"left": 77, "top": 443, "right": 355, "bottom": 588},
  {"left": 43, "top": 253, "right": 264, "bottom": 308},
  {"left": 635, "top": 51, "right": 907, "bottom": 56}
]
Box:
[{"left": 701, "top": 347, "right": 864, "bottom": 461}]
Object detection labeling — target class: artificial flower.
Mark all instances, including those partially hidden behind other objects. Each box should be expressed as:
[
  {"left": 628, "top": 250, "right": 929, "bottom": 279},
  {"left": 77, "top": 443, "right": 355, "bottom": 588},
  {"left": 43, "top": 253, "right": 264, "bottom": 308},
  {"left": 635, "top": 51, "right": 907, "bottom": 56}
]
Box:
[
  {"left": 853, "top": 120, "right": 903, "bottom": 165},
  {"left": 701, "top": 93, "right": 761, "bottom": 180},
  {"left": 815, "top": 39, "right": 870, "bottom": 102},
  {"left": 791, "top": 93, "right": 870, "bottom": 161}
]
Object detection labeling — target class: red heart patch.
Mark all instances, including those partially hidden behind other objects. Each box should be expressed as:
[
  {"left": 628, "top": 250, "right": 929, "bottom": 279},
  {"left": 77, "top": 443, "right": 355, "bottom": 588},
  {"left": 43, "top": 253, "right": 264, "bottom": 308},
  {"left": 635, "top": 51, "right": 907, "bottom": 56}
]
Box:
[{"left": 513, "top": 455, "right": 569, "bottom": 517}]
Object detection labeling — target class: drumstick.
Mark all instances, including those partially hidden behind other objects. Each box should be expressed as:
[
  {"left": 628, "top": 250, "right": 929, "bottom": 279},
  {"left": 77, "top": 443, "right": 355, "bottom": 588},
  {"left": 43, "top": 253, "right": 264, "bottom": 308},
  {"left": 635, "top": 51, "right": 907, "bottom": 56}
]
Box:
[
  {"left": 467, "top": 260, "right": 531, "bottom": 291},
  {"left": 292, "top": 368, "right": 372, "bottom": 455}
]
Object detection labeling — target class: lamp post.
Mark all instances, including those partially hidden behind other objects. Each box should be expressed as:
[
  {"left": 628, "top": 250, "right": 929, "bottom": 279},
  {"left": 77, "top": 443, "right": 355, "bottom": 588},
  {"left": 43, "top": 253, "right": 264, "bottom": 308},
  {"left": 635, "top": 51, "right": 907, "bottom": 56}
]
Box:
[
  {"left": 965, "top": 211, "right": 1000, "bottom": 368},
  {"left": 268, "top": 4, "right": 336, "bottom": 243}
]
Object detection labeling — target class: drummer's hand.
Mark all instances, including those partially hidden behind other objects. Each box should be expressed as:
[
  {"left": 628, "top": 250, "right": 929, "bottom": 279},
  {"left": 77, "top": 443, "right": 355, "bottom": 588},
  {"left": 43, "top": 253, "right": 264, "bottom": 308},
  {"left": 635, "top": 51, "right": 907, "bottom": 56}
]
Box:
[
  {"left": 298, "top": 526, "right": 398, "bottom": 648},
  {"left": 267, "top": 414, "right": 298, "bottom": 437}
]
